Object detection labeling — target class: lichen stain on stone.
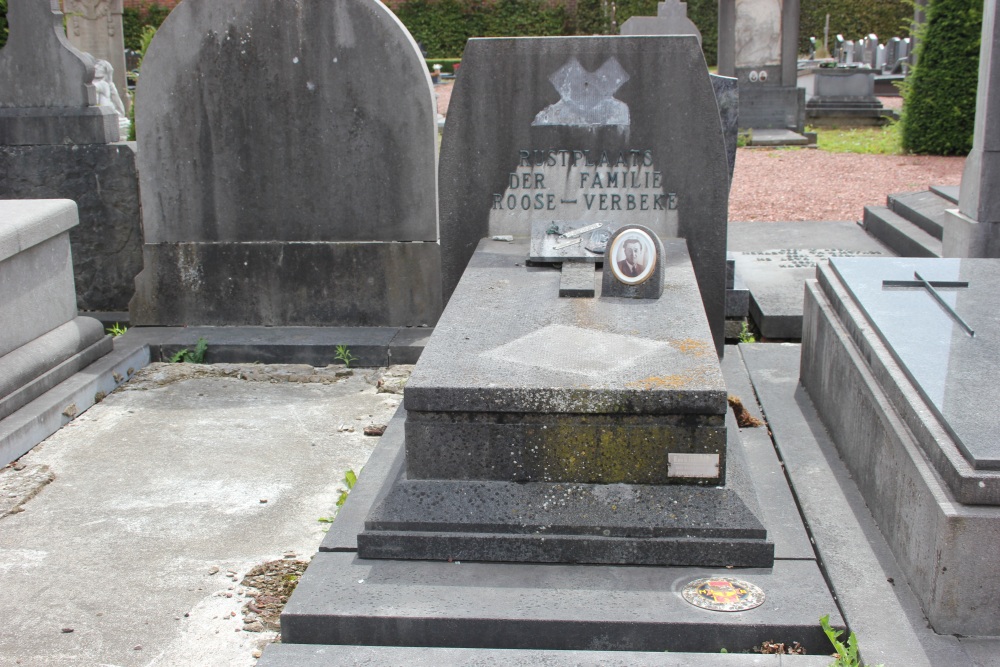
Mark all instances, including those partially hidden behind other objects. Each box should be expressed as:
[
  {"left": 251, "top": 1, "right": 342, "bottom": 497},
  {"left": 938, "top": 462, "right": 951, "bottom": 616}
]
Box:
[
  {"left": 626, "top": 374, "right": 694, "bottom": 390},
  {"left": 671, "top": 338, "right": 713, "bottom": 357}
]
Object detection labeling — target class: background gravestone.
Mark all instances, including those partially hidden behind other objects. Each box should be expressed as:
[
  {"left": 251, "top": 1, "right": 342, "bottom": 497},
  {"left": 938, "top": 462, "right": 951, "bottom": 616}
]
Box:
[
  {"left": 619, "top": 0, "right": 702, "bottom": 44},
  {"left": 130, "top": 0, "right": 441, "bottom": 327},
  {"left": 439, "top": 36, "right": 730, "bottom": 355},
  {"left": 717, "top": 0, "right": 804, "bottom": 132},
  {"left": 0, "top": 0, "right": 141, "bottom": 313},
  {"left": 63, "top": 0, "right": 130, "bottom": 114}
]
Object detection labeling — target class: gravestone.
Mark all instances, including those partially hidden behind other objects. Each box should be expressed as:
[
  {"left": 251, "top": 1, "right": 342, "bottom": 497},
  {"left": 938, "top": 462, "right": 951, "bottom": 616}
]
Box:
[
  {"left": 439, "top": 36, "right": 730, "bottom": 355},
  {"left": 801, "top": 256, "right": 1000, "bottom": 635},
  {"left": 358, "top": 237, "right": 773, "bottom": 567},
  {"left": 0, "top": 0, "right": 141, "bottom": 313},
  {"left": 886, "top": 37, "right": 901, "bottom": 72},
  {"left": 717, "top": 0, "right": 804, "bottom": 132},
  {"left": 63, "top": 0, "right": 130, "bottom": 114},
  {"left": 619, "top": 0, "right": 702, "bottom": 44},
  {"left": 129, "top": 0, "right": 441, "bottom": 327},
  {"left": 943, "top": 0, "right": 1000, "bottom": 258},
  {"left": 362, "top": 33, "right": 766, "bottom": 566}
]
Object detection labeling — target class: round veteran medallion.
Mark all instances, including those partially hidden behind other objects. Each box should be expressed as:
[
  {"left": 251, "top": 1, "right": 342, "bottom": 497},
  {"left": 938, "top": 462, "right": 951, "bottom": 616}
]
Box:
[{"left": 681, "top": 576, "right": 765, "bottom": 612}]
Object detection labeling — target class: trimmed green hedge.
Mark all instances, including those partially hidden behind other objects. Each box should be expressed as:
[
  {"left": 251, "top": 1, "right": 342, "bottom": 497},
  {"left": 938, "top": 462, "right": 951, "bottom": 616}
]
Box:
[
  {"left": 0, "top": 0, "right": 8, "bottom": 50},
  {"left": 122, "top": 4, "right": 170, "bottom": 52},
  {"left": 799, "top": 0, "right": 912, "bottom": 55},
  {"left": 395, "top": 0, "right": 719, "bottom": 66},
  {"left": 901, "top": 0, "right": 981, "bottom": 155}
]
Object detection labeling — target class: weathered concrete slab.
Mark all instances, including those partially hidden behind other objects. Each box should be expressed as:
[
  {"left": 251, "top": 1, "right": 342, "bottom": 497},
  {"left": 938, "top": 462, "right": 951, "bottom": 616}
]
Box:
[{"left": 0, "top": 363, "right": 404, "bottom": 665}]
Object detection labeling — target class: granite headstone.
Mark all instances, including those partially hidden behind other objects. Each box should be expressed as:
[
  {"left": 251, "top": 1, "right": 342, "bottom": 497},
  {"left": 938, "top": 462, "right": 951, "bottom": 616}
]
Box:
[
  {"left": 130, "top": 0, "right": 442, "bottom": 327},
  {"left": 439, "top": 36, "right": 730, "bottom": 355}
]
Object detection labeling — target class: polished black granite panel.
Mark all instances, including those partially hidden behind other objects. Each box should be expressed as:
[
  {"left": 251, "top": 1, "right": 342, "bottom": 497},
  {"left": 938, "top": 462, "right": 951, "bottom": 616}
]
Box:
[{"left": 831, "top": 257, "right": 1000, "bottom": 470}]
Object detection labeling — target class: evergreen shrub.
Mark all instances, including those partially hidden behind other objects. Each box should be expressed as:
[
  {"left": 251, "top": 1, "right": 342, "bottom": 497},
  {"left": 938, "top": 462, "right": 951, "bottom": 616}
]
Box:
[{"left": 901, "top": 0, "right": 981, "bottom": 155}]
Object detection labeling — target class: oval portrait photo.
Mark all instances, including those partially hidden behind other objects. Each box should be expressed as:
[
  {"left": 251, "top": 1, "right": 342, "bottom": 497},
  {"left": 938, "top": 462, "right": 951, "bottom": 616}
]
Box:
[{"left": 609, "top": 228, "right": 656, "bottom": 285}]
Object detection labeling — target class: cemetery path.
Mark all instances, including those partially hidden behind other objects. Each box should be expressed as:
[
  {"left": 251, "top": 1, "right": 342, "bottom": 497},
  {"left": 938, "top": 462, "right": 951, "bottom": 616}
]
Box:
[{"left": 728, "top": 148, "right": 965, "bottom": 222}]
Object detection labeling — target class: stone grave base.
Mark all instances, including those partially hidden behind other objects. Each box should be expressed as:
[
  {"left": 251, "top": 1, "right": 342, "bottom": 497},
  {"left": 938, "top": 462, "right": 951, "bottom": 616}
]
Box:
[
  {"left": 799, "top": 259, "right": 1000, "bottom": 636},
  {"left": 280, "top": 409, "right": 839, "bottom": 653},
  {"left": 130, "top": 242, "right": 442, "bottom": 327}
]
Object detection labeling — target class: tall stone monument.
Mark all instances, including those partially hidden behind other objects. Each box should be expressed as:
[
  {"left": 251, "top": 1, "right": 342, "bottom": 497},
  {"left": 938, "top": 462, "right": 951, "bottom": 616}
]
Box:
[
  {"left": 0, "top": 0, "right": 141, "bottom": 313},
  {"left": 718, "top": 0, "right": 804, "bottom": 132},
  {"left": 944, "top": 0, "right": 1000, "bottom": 257},
  {"left": 129, "top": 0, "right": 442, "bottom": 327},
  {"left": 63, "top": 0, "right": 130, "bottom": 114}
]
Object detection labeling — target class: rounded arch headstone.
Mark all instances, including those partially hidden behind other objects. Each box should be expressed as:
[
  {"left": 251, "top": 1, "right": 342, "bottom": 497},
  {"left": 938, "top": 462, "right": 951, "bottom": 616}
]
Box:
[{"left": 130, "top": 0, "right": 442, "bottom": 327}]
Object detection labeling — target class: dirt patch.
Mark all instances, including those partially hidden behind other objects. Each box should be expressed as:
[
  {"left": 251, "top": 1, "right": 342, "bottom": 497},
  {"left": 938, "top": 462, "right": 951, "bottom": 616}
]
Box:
[
  {"left": 240, "top": 559, "right": 309, "bottom": 633},
  {"left": 0, "top": 463, "right": 55, "bottom": 519}
]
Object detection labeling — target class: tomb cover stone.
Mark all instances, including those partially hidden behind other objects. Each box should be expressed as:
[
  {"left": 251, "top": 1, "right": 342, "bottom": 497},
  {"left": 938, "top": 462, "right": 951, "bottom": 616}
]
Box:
[
  {"left": 130, "top": 0, "right": 441, "bottom": 326},
  {"left": 439, "top": 36, "right": 729, "bottom": 355},
  {"left": 357, "top": 238, "right": 774, "bottom": 567},
  {"left": 829, "top": 257, "right": 1000, "bottom": 471}
]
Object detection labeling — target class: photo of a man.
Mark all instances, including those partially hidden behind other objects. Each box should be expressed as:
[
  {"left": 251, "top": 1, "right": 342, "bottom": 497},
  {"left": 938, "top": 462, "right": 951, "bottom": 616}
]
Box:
[{"left": 617, "top": 238, "right": 645, "bottom": 278}]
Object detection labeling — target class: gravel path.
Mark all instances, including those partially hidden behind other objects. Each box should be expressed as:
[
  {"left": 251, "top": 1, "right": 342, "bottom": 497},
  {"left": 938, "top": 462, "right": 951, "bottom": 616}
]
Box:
[{"left": 434, "top": 80, "right": 966, "bottom": 223}]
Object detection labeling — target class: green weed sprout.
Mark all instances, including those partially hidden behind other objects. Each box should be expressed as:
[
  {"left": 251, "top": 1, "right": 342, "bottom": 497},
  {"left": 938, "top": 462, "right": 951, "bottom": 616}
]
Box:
[{"left": 334, "top": 345, "right": 357, "bottom": 368}]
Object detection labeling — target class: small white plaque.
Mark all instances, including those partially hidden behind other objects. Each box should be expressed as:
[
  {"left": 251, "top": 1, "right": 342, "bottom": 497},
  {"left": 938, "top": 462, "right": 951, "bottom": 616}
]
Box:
[{"left": 668, "top": 453, "right": 720, "bottom": 478}]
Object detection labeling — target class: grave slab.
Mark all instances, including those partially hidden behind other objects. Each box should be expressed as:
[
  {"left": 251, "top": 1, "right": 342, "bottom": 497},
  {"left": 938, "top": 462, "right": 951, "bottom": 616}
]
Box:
[
  {"left": 798, "top": 258, "right": 1000, "bottom": 635},
  {"left": 282, "top": 552, "right": 836, "bottom": 653},
  {"left": 728, "top": 221, "right": 890, "bottom": 338},
  {"left": 742, "top": 343, "right": 996, "bottom": 665},
  {"left": 828, "top": 257, "right": 1000, "bottom": 471},
  {"left": 361, "top": 238, "right": 771, "bottom": 566}
]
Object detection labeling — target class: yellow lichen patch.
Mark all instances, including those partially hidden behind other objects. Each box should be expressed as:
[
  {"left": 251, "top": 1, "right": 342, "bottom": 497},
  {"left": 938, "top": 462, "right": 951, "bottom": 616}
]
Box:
[
  {"left": 626, "top": 375, "right": 693, "bottom": 390},
  {"left": 671, "top": 338, "right": 714, "bottom": 357}
]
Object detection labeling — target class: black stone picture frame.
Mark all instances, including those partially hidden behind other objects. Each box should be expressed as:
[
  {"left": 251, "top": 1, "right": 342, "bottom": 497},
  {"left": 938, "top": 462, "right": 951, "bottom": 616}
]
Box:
[{"left": 602, "top": 225, "right": 665, "bottom": 299}]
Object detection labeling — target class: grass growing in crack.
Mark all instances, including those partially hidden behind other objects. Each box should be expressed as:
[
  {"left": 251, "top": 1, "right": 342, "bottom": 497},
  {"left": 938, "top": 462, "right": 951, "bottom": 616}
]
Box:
[
  {"left": 334, "top": 345, "right": 357, "bottom": 368},
  {"left": 821, "top": 615, "right": 884, "bottom": 667},
  {"left": 319, "top": 469, "right": 361, "bottom": 525},
  {"left": 170, "top": 337, "right": 208, "bottom": 363},
  {"left": 106, "top": 322, "right": 128, "bottom": 337}
]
